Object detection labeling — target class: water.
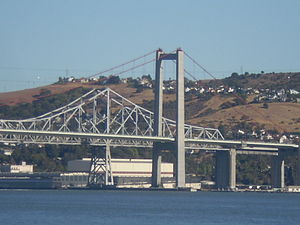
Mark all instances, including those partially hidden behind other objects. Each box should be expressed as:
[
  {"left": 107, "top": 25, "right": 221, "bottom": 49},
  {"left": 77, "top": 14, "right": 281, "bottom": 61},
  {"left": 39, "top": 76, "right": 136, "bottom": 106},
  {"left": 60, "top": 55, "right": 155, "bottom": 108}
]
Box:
[{"left": 0, "top": 190, "right": 300, "bottom": 225}]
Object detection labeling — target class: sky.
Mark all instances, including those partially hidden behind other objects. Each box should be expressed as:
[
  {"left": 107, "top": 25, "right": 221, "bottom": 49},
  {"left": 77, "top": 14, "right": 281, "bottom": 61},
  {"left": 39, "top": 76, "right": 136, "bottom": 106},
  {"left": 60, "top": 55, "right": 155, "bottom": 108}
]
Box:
[{"left": 0, "top": 0, "right": 300, "bottom": 92}]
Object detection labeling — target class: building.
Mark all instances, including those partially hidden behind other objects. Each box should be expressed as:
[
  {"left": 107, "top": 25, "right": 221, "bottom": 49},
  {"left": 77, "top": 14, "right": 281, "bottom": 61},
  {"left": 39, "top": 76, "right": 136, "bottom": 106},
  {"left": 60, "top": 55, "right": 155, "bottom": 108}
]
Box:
[
  {"left": 0, "top": 148, "right": 14, "bottom": 156},
  {"left": 68, "top": 158, "right": 173, "bottom": 177},
  {"left": 284, "top": 186, "right": 300, "bottom": 192},
  {"left": 59, "top": 158, "right": 174, "bottom": 188},
  {"left": 58, "top": 172, "right": 89, "bottom": 188},
  {"left": 0, "top": 162, "right": 33, "bottom": 173}
]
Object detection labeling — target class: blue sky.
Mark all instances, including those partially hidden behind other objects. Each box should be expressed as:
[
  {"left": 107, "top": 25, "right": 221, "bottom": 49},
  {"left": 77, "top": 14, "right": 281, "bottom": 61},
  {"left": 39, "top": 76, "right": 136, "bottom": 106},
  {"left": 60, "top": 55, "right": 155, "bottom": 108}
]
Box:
[{"left": 0, "top": 0, "right": 300, "bottom": 92}]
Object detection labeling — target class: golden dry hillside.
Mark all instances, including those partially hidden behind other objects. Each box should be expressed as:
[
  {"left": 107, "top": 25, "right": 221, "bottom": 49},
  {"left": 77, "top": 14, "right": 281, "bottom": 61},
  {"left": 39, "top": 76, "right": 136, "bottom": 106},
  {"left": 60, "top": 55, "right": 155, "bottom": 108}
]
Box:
[
  {"left": 0, "top": 76, "right": 299, "bottom": 134},
  {"left": 189, "top": 100, "right": 300, "bottom": 133}
]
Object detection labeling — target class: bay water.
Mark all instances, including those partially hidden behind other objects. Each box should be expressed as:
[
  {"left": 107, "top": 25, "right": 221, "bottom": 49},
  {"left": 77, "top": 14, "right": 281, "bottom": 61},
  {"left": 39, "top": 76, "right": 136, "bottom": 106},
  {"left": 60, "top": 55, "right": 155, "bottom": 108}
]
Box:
[{"left": 0, "top": 190, "right": 299, "bottom": 225}]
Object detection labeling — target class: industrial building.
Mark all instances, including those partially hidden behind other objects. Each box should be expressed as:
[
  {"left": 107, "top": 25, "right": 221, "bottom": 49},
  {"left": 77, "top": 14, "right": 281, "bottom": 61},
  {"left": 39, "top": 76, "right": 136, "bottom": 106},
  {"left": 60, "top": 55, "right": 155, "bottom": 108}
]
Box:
[
  {"left": 67, "top": 158, "right": 173, "bottom": 177},
  {"left": 0, "top": 162, "right": 58, "bottom": 189},
  {"left": 59, "top": 158, "right": 174, "bottom": 188},
  {"left": 0, "top": 161, "right": 33, "bottom": 173}
]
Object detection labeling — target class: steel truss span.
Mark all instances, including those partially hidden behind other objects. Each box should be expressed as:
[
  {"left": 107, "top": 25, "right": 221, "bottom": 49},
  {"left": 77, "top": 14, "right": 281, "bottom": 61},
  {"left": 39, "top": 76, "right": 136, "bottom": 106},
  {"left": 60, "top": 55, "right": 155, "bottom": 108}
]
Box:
[{"left": 0, "top": 88, "right": 224, "bottom": 147}]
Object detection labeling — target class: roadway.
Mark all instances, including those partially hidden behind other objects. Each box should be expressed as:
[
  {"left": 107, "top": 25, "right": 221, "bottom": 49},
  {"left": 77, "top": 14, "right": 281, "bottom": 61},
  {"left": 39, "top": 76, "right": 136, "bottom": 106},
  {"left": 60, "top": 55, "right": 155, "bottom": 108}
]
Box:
[{"left": 0, "top": 128, "right": 298, "bottom": 155}]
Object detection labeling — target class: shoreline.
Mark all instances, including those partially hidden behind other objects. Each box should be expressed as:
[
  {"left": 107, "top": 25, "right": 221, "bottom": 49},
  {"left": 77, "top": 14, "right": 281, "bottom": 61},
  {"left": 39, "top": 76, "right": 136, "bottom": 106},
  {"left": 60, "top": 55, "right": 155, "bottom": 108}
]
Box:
[{"left": 0, "top": 186, "right": 298, "bottom": 193}]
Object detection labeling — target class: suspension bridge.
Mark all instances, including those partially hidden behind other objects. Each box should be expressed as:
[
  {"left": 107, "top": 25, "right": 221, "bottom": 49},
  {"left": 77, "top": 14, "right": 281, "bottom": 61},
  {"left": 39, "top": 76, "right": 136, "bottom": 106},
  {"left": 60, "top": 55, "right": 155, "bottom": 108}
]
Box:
[{"left": 0, "top": 48, "right": 298, "bottom": 190}]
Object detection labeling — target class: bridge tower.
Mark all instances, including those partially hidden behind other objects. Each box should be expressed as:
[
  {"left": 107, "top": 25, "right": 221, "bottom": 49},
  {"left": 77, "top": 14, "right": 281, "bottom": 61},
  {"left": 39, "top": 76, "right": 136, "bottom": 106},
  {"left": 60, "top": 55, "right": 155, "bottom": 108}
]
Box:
[{"left": 152, "top": 48, "right": 185, "bottom": 188}]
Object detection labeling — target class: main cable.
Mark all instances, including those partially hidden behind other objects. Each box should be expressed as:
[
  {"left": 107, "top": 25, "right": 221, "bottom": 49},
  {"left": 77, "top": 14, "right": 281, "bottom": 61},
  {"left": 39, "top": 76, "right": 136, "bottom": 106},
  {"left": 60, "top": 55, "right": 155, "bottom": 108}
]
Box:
[
  {"left": 110, "top": 49, "right": 177, "bottom": 77},
  {"left": 184, "top": 51, "right": 218, "bottom": 80},
  {"left": 87, "top": 49, "right": 157, "bottom": 79}
]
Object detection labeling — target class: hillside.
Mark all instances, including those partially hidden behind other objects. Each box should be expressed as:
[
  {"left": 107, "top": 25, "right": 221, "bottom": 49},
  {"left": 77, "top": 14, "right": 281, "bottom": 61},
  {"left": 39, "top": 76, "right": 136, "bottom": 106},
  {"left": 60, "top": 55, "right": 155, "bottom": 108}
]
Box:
[
  {"left": 190, "top": 101, "right": 300, "bottom": 133},
  {"left": 0, "top": 72, "right": 299, "bottom": 137},
  {"left": 0, "top": 83, "right": 146, "bottom": 106}
]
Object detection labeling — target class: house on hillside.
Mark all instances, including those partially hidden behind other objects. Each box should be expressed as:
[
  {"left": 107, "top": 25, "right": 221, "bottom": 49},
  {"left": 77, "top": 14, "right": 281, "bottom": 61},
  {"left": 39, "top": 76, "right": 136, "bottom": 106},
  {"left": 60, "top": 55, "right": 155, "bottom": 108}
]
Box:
[
  {"left": 79, "top": 78, "right": 89, "bottom": 83},
  {"left": 140, "top": 75, "right": 152, "bottom": 88},
  {"left": 290, "top": 89, "right": 300, "bottom": 95},
  {"left": 67, "top": 76, "right": 75, "bottom": 82},
  {"left": 89, "top": 77, "right": 98, "bottom": 82},
  {"left": 228, "top": 87, "right": 235, "bottom": 93},
  {"left": 279, "top": 135, "right": 288, "bottom": 143},
  {"left": 0, "top": 147, "right": 14, "bottom": 156},
  {"left": 121, "top": 78, "right": 130, "bottom": 84},
  {"left": 277, "top": 89, "right": 287, "bottom": 102},
  {"left": 199, "top": 87, "right": 205, "bottom": 94},
  {"left": 253, "top": 89, "right": 260, "bottom": 94}
]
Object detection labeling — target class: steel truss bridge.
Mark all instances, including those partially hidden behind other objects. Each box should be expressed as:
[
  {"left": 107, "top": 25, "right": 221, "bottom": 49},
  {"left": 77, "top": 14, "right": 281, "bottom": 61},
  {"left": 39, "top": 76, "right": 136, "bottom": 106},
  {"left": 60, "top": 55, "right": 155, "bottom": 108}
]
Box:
[
  {"left": 1, "top": 87, "right": 293, "bottom": 151},
  {"left": 0, "top": 87, "right": 223, "bottom": 147},
  {"left": 0, "top": 48, "right": 298, "bottom": 189}
]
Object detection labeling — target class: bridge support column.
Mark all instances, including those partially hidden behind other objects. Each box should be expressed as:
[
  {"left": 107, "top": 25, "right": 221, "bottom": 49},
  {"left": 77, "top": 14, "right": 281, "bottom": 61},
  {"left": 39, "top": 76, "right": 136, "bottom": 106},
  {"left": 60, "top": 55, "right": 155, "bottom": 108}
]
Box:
[
  {"left": 215, "top": 149, "right": 236, "bottom": 190},
  {"left": 88, "top": 144, "right": 114, "bottom": 188},
  {"left": 175, "top": 49, "right": 185, "bottom": 188},
  {"left": 151, "top": 49, "right": 164, "bottom": 188},
  {"left": 151, "top": 146, "right": 162, "bottom": 187},
  {"left": 105, "top": 144, "right": 114, "bottom": 186},
  {"left": 271, "top": 152, "right": 285, "bottom": 189},
  {"left": 296, "top": 148, "right": 300, "bottom": 186}
]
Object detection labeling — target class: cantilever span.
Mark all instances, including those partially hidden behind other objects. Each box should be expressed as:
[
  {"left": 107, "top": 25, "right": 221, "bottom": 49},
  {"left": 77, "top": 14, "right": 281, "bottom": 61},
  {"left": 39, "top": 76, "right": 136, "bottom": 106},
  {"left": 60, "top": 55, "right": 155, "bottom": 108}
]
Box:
[{"left": 0, "top": 87, "right": 224, "bottom": 146}]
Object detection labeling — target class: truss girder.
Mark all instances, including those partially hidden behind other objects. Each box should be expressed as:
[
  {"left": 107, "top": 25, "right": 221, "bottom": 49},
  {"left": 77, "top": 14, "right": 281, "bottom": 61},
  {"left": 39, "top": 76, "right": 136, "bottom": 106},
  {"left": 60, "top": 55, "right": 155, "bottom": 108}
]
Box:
[{"left": 0, "top": 88, "right": 224, "bottom": 146}]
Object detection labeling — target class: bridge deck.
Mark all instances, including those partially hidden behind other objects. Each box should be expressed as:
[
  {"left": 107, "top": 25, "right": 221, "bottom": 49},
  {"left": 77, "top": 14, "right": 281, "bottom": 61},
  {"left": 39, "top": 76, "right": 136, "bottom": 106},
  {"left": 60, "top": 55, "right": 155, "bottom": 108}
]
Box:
[{"left": 0, "top": 129, "right": 298, "bottom": 155}]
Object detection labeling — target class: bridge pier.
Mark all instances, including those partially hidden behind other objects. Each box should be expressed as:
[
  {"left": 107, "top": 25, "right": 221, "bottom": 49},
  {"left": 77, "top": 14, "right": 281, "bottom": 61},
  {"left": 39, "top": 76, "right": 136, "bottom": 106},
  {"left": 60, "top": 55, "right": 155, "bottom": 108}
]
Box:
[
  {"left": 151, "top": 146, "right": 162, "bottom": 187},
  {"left": 271, "top": 152, "right": 285, "bottom": 189},
  {"left": 296, "top": 148, "right": 300, "bottom": 186},
  {"left": 215, "top": 149, "right": 236, "bottom": 190},
  {"left": 88, "top": 144, "right": 114, "bottom": 188}
]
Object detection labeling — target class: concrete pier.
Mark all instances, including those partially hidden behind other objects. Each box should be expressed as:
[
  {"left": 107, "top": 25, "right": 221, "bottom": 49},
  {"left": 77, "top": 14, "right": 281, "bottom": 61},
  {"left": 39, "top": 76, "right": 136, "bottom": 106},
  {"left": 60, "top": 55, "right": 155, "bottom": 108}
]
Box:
[
  {"left": 215, "top": 149, "right": 236, "bottom": 190},
  {"left": 271, "top": 152, "right": 285, "bottom": 188},
  {"left": 296, "top": 148, "right": 300, "bottom": 186},
  {"left": 151, "top": 146, "right": 162, "bottom": 187}
]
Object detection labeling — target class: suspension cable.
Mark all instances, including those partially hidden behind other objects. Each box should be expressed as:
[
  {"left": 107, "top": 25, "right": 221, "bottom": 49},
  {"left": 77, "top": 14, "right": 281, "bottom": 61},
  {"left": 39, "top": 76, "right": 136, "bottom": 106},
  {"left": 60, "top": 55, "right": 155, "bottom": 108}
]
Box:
[
  {"left": 112, "top": 59, "right": 156, "bottom": 77},
  {"left": 87, "top": 49, "right": 157, "bottom": 78},
  {"left": 171, "top": 60, "right": 198, "bottom": 81},
  {"left": 184, "top": 51, "right": 218, "bottom": 80},
  {"left": 109, "top": 50, "right": 177, "bottom": 77}
]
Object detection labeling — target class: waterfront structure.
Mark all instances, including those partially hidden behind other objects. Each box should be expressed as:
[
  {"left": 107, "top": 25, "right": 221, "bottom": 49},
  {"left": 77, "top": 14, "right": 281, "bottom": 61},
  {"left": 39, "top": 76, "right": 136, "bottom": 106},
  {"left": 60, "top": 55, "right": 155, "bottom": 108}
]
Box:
[
  {"left": 0, "top": 162, "right": 33, "bottom": 173},
  {"left": 58, "top": 172, "right": 89, "bottom": 188},
  {"left": 68, "top": 158, "right": 173, "bottom": 177},
  {"left": 58, "top": 158, "right": 174, "bottom": 188}
]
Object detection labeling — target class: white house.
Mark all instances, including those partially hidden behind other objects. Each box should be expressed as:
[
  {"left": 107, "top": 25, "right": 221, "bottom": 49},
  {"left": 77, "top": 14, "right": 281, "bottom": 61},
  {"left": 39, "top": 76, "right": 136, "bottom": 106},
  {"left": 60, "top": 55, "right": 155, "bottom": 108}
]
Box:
[{"left": 290, "top": 89, "right": 300, "bottom": 95}]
